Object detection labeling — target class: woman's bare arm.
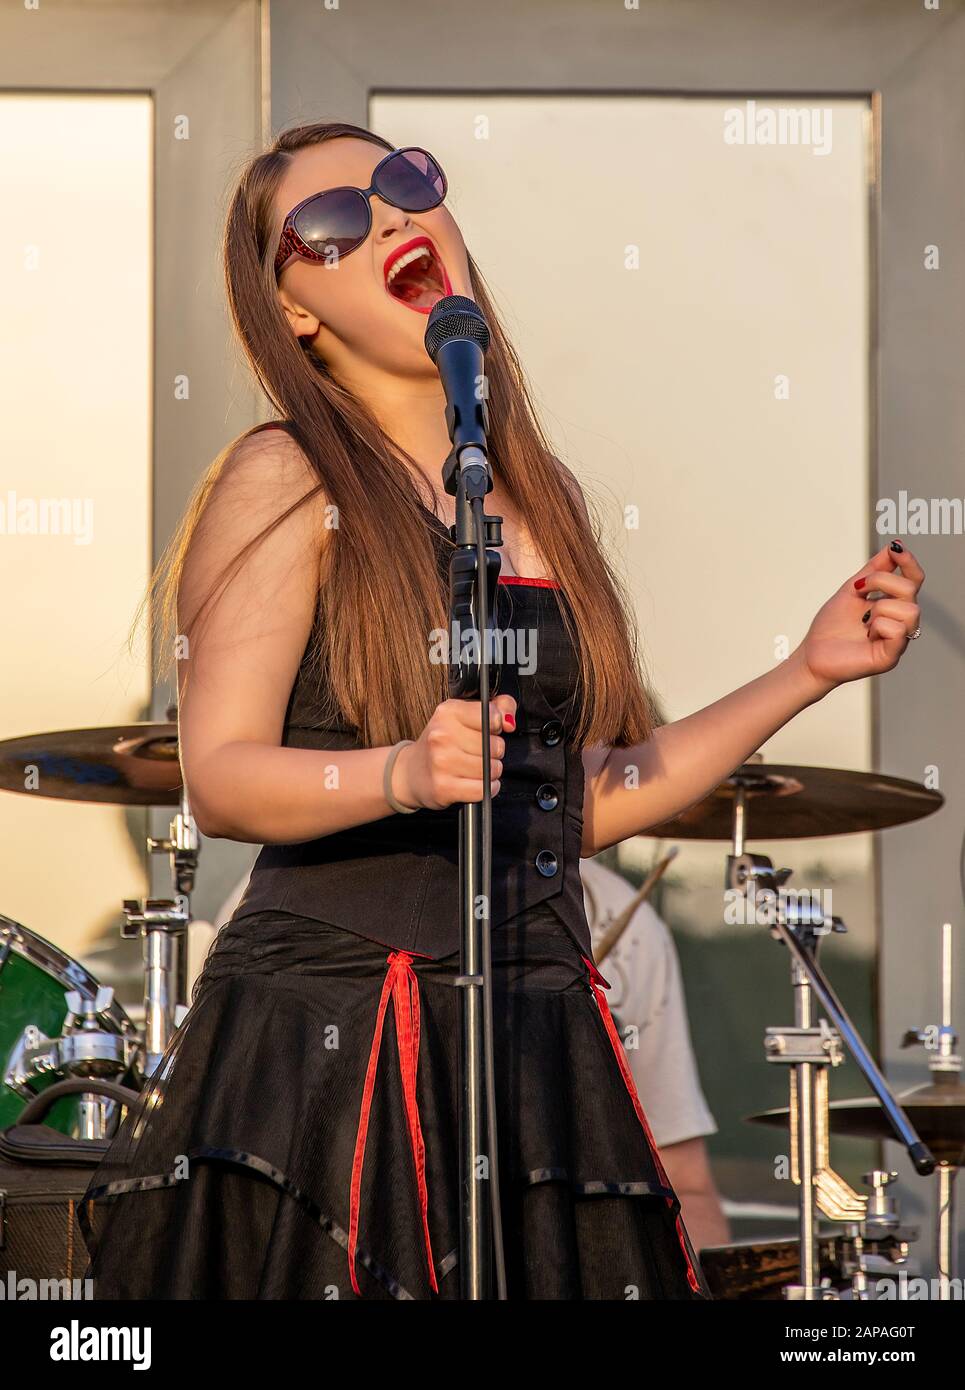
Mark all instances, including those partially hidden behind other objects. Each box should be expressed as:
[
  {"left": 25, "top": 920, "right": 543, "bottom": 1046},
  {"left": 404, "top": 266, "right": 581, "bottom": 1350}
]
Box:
[
  {"left": 581, "top": 650, "right": 823, "bottom": 855},
  {"left": 177, "top": 430, "right": 400, "bottom": 842}
]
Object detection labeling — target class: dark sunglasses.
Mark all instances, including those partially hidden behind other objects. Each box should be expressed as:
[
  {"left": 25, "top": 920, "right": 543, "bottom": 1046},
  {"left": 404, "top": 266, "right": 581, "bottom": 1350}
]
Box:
[{"left": 274, "top": 146, "right": 447, "bottom": 278}]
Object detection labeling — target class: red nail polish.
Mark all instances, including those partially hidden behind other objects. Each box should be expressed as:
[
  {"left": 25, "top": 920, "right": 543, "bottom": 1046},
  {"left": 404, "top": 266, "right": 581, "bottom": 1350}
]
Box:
[
  {"left": 504, "top": 713, "right": 516, "bottom": 730},
  {"left": 854, "top": 578, "right": 866, "bottom": 590}
]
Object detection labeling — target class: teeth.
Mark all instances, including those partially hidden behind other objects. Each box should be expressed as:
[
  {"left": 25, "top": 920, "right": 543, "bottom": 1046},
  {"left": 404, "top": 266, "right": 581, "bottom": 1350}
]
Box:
[{"left": 386, "top": 245, "right": 433, "bottom": 284}]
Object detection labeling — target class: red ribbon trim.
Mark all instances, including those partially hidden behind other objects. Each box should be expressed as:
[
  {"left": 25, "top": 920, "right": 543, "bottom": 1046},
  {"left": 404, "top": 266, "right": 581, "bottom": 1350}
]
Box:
[
  {"left": 497, "top": 575, "right": 561, "bottom": 589},
  {"left": 348, "top": 950, "right": 438, "bottom": 1296}
]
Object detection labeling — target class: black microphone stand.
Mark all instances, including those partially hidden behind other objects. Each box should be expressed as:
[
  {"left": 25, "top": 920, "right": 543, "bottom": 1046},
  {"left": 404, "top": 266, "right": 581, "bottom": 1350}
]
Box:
[
  {"left": 448, "top": 458, "right": 503, "bottom": 1301},
  {"left": 427, "top": 297, "right": 506, "bottom": 1299}
]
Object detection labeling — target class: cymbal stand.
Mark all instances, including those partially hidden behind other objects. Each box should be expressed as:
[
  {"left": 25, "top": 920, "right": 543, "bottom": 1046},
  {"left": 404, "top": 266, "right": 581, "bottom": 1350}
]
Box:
[
  {"left": 726, "top": 776, "right": 935, "bottom": 1300},
  {"left": 121, "top": 782, "right": 198, "bottom": 1075}
]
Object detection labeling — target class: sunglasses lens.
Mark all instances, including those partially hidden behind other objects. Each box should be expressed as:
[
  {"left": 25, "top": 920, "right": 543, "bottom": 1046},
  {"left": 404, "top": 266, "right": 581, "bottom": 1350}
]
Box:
[
  {"left": 378, "top": 149, "right": 446, "bottom": 210},
  {"left": 292, "top": 188, "right": 370, "bottom": 259}
]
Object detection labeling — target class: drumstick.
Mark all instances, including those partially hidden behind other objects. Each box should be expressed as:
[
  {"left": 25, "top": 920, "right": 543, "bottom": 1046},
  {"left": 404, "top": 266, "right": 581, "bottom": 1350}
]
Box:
[{"left": 594, "top": 847, "right": 678, "bottom": 965}]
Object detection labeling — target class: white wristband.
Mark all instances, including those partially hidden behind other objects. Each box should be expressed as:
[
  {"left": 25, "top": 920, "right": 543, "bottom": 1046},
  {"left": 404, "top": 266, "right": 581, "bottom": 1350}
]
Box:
[{"left": 383, "top": 739, "right": 417, "bottom": 814}]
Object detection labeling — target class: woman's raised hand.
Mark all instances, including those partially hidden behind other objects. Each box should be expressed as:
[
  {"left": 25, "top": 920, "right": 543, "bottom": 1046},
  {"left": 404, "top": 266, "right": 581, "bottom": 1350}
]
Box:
[
  {"left": 392, "top": 695, "right": 518, "bottom": 811},
  {"left": 794, "top": 542, "right": 924, "bottom": 697}
]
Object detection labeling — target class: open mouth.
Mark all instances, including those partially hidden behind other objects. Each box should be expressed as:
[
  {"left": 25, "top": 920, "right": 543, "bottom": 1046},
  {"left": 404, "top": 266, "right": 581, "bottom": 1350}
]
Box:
[{"left": 384, "top": 236, "right": 451, "bottom": 315}]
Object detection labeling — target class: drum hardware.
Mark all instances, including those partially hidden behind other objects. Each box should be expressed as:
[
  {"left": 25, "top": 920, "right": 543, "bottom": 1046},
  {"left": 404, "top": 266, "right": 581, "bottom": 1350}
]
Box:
[
  {"left": 718, "top": 765, "right": 937, "bottom": 1300},
  {"left": 122, "top": 717, "right": 201, "bottom": 1073},
  {"left": 4, "top": 986, "right": 142, "bottom": 1140},
  {"left": 0, "top": 916, "right": 140, "bottom": 1141},
  {"left": 774, "top": 1065, "right": 920, "bottom": 1279},
  {"left": 735, "top": 852, "right": 934, "bottom": 1298},
  {"left": 700, "top": 1220, "right": 917, "bottom": 1302},
  {"left": 750, "top": 923, "right": 963, "bottom": 1297},
  {"left": 901, "top": 921, "right": 960, "bottom": 1077},
  {"left": 832, "top": 1172, "right": 919, "bottom": 1300},
  {"left": 641, "top": 755, "right": 946, "bottom": 1299},
  {"left": 146, "top": 709, "right": 199, "bottom": 900},
  {"left": 121, "top": 896, "right": 190, "bottom": 1077},
  {"left": 0, "top": 708, "right": 201, "bottom": 1082}
]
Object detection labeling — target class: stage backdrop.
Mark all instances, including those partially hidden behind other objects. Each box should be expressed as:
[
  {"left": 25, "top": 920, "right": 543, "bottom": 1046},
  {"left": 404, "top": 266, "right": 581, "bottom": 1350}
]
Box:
[{"left": 0, "top": 92, "right": 152, "bottom": 965}]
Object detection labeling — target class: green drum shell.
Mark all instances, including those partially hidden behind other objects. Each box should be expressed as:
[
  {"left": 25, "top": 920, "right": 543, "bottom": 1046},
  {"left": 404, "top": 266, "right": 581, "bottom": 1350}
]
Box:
[{"left": 0, "top": 918, "right": 138, "bottom": 1137}]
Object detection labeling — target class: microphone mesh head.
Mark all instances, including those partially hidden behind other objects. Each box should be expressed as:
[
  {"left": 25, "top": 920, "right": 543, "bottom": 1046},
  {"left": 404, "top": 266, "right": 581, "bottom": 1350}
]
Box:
[{"left": 424, "top": 295, "right": 491, "bottom": 361}]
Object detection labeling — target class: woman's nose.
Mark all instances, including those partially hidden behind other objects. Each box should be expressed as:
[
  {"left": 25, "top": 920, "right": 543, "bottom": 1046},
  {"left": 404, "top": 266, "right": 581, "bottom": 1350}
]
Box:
[{"left": 373, "top": 201, "right": 412, "bottom": 242}]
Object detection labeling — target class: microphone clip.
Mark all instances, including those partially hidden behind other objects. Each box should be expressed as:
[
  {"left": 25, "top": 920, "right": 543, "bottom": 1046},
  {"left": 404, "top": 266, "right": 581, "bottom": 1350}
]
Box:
[{"left": 447, "top": 525, "right": 504, "bottom": 701}]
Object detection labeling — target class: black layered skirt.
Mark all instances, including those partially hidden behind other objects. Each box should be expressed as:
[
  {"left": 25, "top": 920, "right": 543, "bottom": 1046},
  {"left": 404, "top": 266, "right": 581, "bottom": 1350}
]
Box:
[{"left": 81, "top": 907, "right": 707, "bottom": 1300}]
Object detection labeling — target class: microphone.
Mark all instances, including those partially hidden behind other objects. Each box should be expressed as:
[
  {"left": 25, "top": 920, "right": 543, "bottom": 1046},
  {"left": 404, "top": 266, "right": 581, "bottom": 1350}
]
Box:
[{"left": 424, "top": 295, "right": 491, "bottom": 459}]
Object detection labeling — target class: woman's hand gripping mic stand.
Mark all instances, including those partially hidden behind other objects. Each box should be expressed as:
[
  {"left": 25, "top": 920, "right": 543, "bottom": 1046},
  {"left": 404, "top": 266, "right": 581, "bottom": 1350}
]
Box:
[{"left": 425, "top": 296, "right": 507, "bottom": 1300}]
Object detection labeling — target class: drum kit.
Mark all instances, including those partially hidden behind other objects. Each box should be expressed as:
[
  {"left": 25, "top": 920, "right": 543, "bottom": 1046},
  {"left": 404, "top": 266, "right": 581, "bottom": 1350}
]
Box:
[
  {"left": 0, "top": 709, "right": 189, "bottom": 1147},
  {"left": 0, "top": 712, "right": 959, "bottom": 1300},
  {"left": 649, "top": 756, "right": 959, "bottom": 1301}
]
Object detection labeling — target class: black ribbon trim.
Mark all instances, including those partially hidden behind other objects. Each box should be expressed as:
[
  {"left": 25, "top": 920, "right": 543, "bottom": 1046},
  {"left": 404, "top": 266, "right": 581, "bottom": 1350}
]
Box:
[
  {"left": 81, "top": 1150, "right": 677, "bottom": 1296},
  {"left": 82, "top": 1144, "right": 459, "bottom": 1301},
  {"left": 521, "top": 1166, "right": 676, "bottom": 1202}
]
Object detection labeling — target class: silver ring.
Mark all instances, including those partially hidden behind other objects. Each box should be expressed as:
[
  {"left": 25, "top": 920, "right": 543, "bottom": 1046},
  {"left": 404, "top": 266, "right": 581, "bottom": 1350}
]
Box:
[{"left": 908, "top": 627, "right": 922, "bottom": 641}]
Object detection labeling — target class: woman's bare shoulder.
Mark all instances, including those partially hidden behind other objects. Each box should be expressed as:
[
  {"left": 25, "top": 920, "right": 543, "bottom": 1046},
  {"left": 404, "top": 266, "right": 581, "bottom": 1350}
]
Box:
[
  {"left": 180, "top": 424, "right": 328, "bottom": 627},
  {"left": 213, "top": 424, "right": 325, "bottom": 513}
]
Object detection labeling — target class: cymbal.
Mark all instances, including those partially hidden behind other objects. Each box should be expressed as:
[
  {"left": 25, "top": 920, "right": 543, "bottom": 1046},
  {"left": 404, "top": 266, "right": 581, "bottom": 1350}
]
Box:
[
  {"left": 747, "top": 1074, "right": 965, "bottom": 1166},
  {"left": 644, "top": 763, "right": 943, "bottom": 840},
  {"left": 0, "top": 723, "right": 182, "bottom": 807}
]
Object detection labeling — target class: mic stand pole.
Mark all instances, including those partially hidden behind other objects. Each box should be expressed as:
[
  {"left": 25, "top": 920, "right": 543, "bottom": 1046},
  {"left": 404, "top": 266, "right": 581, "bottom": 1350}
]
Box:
[
  {"left": 444, "top": 443, "right": 503, "bottom": 1300},
  {"left": 426, "top": 292, "right": 505, "bottom": 1298}
]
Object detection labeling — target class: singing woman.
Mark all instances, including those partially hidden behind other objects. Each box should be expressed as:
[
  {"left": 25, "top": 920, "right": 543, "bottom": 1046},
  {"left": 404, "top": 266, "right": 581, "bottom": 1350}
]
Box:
[{"left": 82, "top": 121, "right": 924, "bottom": 1300}]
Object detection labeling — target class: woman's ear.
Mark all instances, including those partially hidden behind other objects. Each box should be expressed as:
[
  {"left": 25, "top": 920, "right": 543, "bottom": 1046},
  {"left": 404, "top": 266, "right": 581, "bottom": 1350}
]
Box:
[{"left": 277, "top": 289, "right": 321, "bottom": 342}]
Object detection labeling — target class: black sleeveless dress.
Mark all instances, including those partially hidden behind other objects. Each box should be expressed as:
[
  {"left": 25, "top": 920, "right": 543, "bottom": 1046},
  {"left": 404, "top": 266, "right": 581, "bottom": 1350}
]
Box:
[{"left": 81, "top": 426, "right": 707, "bottom": 1301}]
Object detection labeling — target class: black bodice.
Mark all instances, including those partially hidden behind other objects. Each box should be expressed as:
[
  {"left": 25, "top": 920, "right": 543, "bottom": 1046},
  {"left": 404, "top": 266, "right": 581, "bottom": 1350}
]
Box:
[{"left": 232, "top": 431, "right": 591, "bottom": 958}]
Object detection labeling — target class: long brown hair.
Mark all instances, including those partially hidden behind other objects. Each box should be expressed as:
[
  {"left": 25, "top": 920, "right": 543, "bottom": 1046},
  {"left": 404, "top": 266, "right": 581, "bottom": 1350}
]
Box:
[{"left": 151, "top": 121, "right": 655, "bottom": 749}]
